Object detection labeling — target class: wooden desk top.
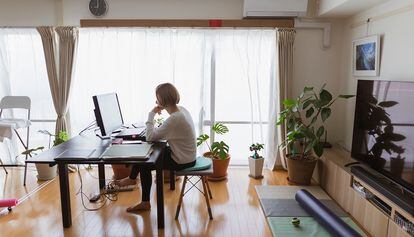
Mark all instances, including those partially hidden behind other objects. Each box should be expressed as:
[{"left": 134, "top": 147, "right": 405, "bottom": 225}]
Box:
[{"left": 26, "top": 134, "right": 166, "bottom": 166}]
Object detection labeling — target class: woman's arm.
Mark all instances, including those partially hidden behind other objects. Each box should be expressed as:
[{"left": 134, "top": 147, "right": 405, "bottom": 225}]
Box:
[{"left": 145, "top": 111, "right": 174, "bottom": 141}]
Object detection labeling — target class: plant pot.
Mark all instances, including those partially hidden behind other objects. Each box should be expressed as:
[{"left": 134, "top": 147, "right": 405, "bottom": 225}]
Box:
[
  {"left": 204, "top": 152, "right": 230, "bottom": 181},
  {"left": 248, "top": 156, "right": 264, "bottom": 179},
  {"left": 111, "top": 164, "right": 132, "bottom": 180},
  {"left": 286, "top": 155, "right": 317, "bottom": 185},
  {"left": 35, "top": 163, "right": 57, "bottom": 181}
]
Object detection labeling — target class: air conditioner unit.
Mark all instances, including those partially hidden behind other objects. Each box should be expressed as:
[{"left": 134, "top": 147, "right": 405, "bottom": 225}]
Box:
[{"left": 243, "top": 0, "right": 309, "bottom": 18}]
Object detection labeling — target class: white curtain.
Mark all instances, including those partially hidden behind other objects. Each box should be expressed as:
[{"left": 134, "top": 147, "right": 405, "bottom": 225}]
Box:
[
  {"left": 0, "top": 28, "right": 54, "bottom": 164},
  {"left": 211, "top": 29, "right": 278, "bottom": 165},
  {"left": 71, "top": 28, "right": 278, "bottom": 165},
  {"left": 71, "top": 28, "right": 209, "bottom": 136}
]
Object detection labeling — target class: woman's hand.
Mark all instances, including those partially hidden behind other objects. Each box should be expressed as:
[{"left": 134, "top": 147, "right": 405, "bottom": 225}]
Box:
[{"left": 151, "top": 106, "right": 163, "bottom": 115}]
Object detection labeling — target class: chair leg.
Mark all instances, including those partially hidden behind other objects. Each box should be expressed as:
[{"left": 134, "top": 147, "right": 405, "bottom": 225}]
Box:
[
  {"left": 0, "top": 158, "right": 8, "bottom": 174},
  {"left": 23, "top": 162, "right": 28, "bottom": 186},
  {"left": 201, "top": 176, "right": 213, "bottom": 220},
  {"left": 175, "top": 175, "right": 187, "bottom": 220},
  {"left": 205, "top": 178, "right": 212, "bottom": 199}
]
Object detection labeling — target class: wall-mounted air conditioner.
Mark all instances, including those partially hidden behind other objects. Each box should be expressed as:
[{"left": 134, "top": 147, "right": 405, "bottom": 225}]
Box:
[{"left": 243, "top": 0, "right": 309, "bottom": 18}]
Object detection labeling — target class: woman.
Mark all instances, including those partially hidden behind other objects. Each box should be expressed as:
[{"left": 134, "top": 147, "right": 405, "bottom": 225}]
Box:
[{"left": 117, "top": 83, "right": 196, "bottom": 212}]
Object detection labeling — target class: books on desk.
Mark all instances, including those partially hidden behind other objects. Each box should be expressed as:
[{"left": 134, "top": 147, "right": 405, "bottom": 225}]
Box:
[{"left": 100, "top": 143, "right": 153, "bottom": 161}]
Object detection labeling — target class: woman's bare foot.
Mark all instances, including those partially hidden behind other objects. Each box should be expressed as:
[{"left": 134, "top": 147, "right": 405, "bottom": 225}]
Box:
[
  {"left": 114, "top": 177, "right": 137, "bottom": 187},
  {"left": 126, "top": 202, "right": 151, "bottom": 213}
]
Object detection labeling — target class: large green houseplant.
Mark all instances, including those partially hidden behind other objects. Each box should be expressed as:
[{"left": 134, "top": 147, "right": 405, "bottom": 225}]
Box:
[
  {"left": 277, "top": 85, "right": 354, "bottom": 184},
  {"left": 197, "top": 123, "right": 230, "bottom": 181}
]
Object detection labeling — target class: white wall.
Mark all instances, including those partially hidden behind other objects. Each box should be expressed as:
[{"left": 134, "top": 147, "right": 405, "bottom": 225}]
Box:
[
  {"left": 338, "top": 0, "right": 414, "bottom": 150},
  {"left": 0, "top": 0, "right": 244, "bottom": 26},
  {"left": 293, "top": 19, "right": 346, "bottom": 143},
  {"left": 0, "top": 0, "right": 59, "bottom": 26},
  {"left": 63, "top": 0, "right": 243, "bottom": 25}
]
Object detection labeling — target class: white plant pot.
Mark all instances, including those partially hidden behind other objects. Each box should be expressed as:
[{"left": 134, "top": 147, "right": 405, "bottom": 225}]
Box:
[
  {"left": 35, "top": 163, "right": 57, "bottom": 181},
  {"left": 248, "top": 156, "right": 264, "bottom": 179}
]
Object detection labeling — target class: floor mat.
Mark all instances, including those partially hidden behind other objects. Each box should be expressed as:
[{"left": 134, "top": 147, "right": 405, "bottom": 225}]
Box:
[
  {"left": 255, "top": 185, "right": 366, "bottom": 237},
  {"left": 267, "top": 217, "right": 366, "bottom": 237}
]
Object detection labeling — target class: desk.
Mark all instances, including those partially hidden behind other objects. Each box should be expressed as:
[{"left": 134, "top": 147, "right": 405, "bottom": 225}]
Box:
[{"left": 26, "top": 134, "right": 167, "bottom": 229}]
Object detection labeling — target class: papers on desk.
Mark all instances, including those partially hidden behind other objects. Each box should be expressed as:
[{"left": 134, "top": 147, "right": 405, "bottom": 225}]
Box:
[{"left": 100, "top": 143, "right": 153, "bottom": 161}]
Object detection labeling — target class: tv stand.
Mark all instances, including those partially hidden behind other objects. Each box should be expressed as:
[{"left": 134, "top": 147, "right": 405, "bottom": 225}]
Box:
[
  {"left": 313, "top": 145, "right": 414, "bottom": 237},
  {"left": 351, "top": 165, "right": 414, "bottom": 216}
]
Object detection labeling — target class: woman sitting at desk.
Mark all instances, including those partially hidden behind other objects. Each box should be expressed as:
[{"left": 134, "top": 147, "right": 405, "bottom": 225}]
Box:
[{"left": 116, "top": 83, "right": 196, "bottom": 212}]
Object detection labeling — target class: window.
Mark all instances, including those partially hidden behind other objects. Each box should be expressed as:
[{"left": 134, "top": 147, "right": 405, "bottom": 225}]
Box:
[
  {"left": 71, "top": 28, "right": 277, "bottom": 165},
  {"left": 0, "top": 29, "right": 55, "bottom": 164}
]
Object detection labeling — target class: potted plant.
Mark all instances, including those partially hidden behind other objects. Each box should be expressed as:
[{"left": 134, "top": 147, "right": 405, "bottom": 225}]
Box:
[
  {"left": 277, "top": 85, "right": 354, "bottom": 185},
  {"left": 33, "top": 130, "right": 70, "bottom": 180},
  {"left": 197, "top": 123, "right": 230, "bottom": 181},
  {"left": 248, "top": 143, "right": 265, "bottom": 179}
]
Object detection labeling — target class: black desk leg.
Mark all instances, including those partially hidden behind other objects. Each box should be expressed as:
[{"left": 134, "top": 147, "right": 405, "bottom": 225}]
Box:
[
  {"left": 58, "top": 163, "right": 72, "bottom": 228},
  {"left": 170, "top": 168, "right": 175, "bottom": 190},
  {"left": 98, "top": 164, "right": 106, "bottom": 189},
  {"left": 156, "top": 166, "right": 165, "bottom": 229}
]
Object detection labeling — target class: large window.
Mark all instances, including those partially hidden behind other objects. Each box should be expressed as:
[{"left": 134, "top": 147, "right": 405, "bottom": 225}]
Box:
[
  {"left": 72, "top": 28, "right": 276, "bottom": 165},
  {"left": 0, "top": 29, "right": 55, "bottom": 164}
]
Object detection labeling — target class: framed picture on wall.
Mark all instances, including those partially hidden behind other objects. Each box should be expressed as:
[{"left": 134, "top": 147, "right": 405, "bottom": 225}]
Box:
[{"left": 352, "top": 35, "right": 380, "bottom": 77}]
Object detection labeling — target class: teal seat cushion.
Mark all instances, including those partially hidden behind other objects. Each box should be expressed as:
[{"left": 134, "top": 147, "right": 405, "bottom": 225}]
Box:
[{"left": 182, "top": 156, "right": 212, "bottom": 171}]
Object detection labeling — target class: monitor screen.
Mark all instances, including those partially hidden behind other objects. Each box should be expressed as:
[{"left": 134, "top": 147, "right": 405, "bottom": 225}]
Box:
[
  {"left": 93, "top": 93, "right": 124, "bottom": 136},
  {"left": 352, "top": 80, "right": 414, "bottom": 191}
]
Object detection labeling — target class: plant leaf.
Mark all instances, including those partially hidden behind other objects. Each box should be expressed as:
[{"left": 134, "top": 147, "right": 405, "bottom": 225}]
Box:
[
  {"left": 212, "top": 123, "right": 229, "bottom": 135},
  {"left": 304, "top": 86, "right": 314, "bottom": 92},
  {"left": 196, "top": 134, "right": 209, "bottom": 146},
  {"left": 378, "top": 101, "right": 398, "bottom": 108},
  {"left": 338, "top": 95, "right": 355, "bottom": 99},
  {"left": 321, "top": 108, "right": 331, "bottom": 122},
  {"left": 303, "top": 100, "right": 313, "bottom": 110},
  {"left": 313, "top": 142, "right": 324, "bottom": 157},
  {"left": 306, "top": 107, "right": 314, "bottom": 118},
  {"left": 211, "top": 141, "right": 229, "bottom": 159},
  {"left": 320, "top": 89, "right": 333, "bottom": 106},
  {"left": 316, "top": 126, "right": 325, "bottom": 137}
]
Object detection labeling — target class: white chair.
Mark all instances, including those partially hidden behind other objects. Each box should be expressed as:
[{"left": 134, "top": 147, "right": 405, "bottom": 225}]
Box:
[{"left": 0, "top": 96, "right": 31, "bottom": 185}]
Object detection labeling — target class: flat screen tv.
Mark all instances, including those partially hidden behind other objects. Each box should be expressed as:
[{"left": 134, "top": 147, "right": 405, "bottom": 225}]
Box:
[{"left": 352, "top": 79, "right": 414, "bottom": 192}]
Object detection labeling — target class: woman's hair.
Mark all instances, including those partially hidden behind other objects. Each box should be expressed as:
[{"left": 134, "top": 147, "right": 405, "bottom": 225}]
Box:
[{"left": 155, "top": 83, "right": 180, "bottom": 107}]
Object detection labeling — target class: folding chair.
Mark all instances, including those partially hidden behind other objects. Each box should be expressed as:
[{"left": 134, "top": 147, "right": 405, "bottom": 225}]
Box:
[{"left": 0, "top": 96, "right": 31, "bottom": 185}]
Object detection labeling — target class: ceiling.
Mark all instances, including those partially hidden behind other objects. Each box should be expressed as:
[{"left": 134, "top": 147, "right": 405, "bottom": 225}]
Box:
[{"left": 318, "top": 0, "right": 390, "bottom": 17}]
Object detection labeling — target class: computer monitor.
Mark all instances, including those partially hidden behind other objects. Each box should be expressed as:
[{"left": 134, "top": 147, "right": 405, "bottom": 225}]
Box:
[{"left": 93, "top": 93, "right": 124, "bottom": 137}]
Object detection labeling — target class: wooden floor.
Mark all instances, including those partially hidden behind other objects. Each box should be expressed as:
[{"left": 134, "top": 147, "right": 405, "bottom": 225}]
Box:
[{"left": 0, "top": 165, "right": 289, "bottom": 237}]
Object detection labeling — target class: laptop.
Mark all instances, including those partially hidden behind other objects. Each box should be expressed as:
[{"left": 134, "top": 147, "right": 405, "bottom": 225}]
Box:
[{"left": 114, "top": 127, "right": 146, "bottom": 141}]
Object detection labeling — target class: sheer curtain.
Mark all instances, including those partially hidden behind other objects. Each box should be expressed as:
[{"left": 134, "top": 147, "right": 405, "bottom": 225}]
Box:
[
  {"left": 71, "top": 28, "right": 278, "bottom": 166},
  {"left": 212, "top": 29, "right": 277, "bottom": 165},
  {"left": 71, "top": 28, "right": 209, "bottom": 136},
  {"left": 0, "top": 28, "right": 55, "bottom": 164}
]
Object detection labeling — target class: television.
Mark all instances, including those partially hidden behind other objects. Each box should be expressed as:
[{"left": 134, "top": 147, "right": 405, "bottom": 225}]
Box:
[
  {"left": 93, "top": 93, "right": 124, "bottom": 137},
  {"left": 352, "top": 79, "right": 414, "bottom": 192}
]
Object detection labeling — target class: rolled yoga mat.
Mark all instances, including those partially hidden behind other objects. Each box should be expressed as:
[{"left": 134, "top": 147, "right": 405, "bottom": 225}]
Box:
[
  {"left": 0, "top": 198, "right": 18, "bottom": 207},
  {"left": 295, "top": 189, "right": 362, "bottom": 237}
]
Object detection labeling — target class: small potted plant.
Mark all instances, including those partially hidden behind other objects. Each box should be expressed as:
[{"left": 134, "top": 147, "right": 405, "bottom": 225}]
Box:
[
  {"left": 33, "top": 130, "right": 70, "bottom": 180},
  {"left": 277, "top": 85, "right": 354, "bottom": 185},
  {"left": 197, "top": 123, "right": 230, "bottom": 181},
  {"left": 248, "top": 143, "right": 264, "bottom": 179}
]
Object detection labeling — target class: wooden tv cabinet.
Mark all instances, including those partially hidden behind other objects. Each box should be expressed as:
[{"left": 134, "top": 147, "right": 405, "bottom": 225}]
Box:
[{"left": 312, "top": 145, "right": 412, "bottom": 237}]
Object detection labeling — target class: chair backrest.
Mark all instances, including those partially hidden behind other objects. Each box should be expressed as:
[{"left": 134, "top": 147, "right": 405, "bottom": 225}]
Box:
[{"left": 0, "top": 96, "right": 31, "bottom": 110}]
